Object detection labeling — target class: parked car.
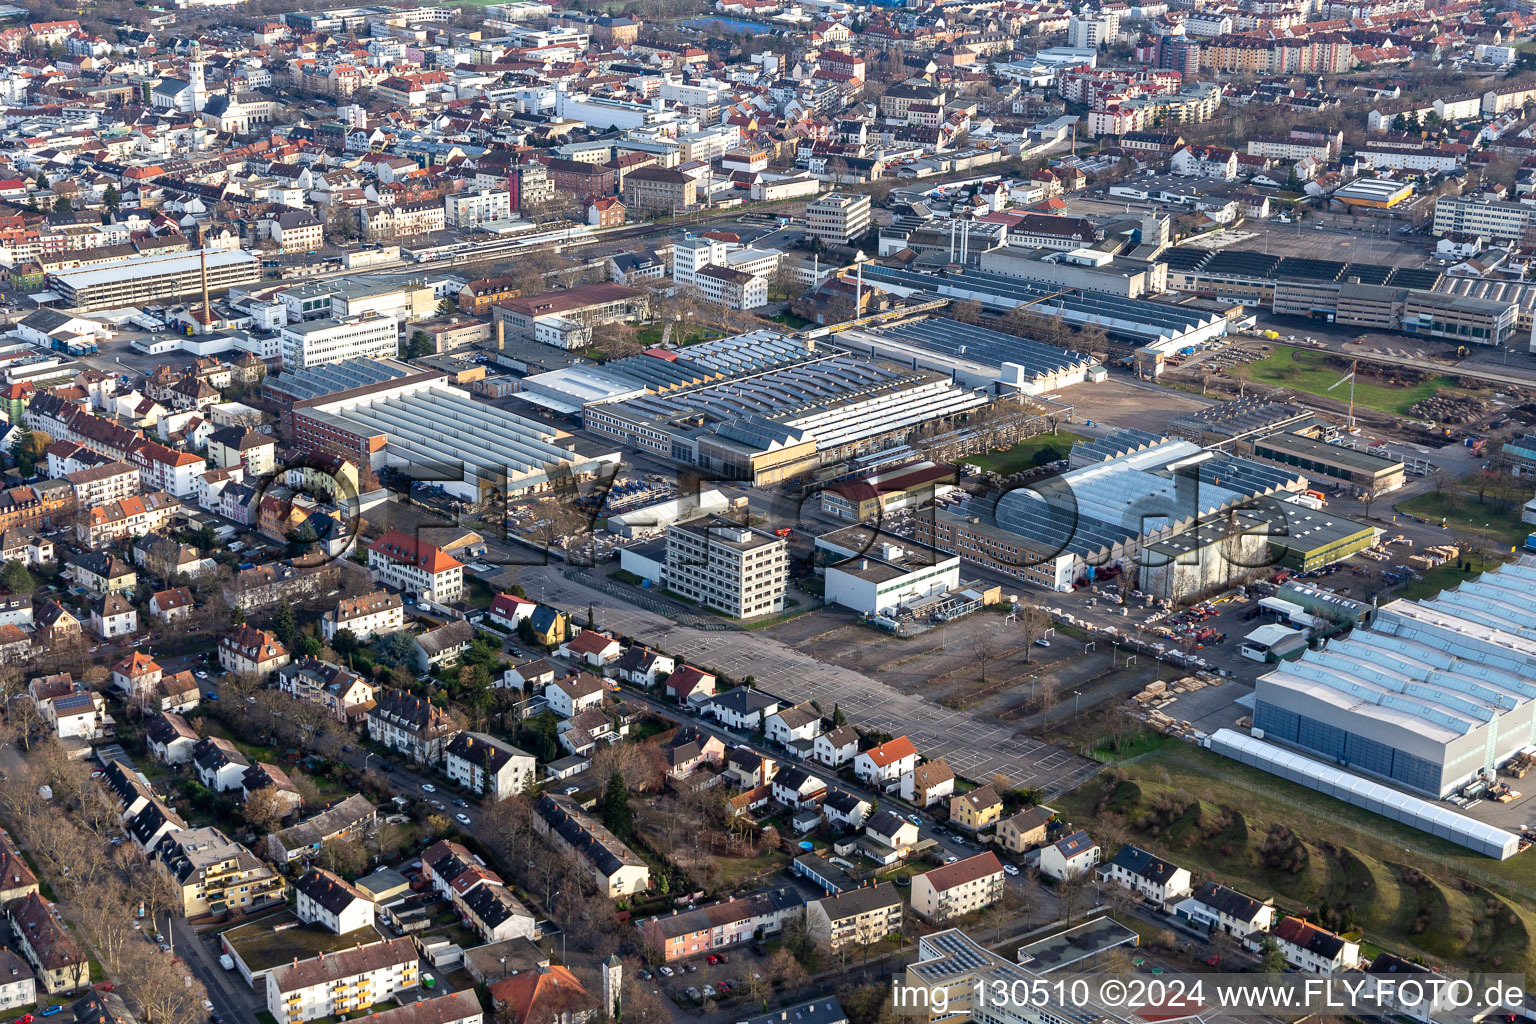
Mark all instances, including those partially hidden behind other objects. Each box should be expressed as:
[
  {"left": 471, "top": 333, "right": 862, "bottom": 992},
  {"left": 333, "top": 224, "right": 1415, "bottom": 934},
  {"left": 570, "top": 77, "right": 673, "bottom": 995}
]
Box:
[
  {"left": 421, "top": 783, "right": 436, "bottom": 793},
  {"left": 658, "top": 967, "right": 674, "bottom": 978},
  {"left": 1003, "top": 864, "right": 1019, "bottom": 877},
  {"left": 455, "top": 813, "right": 472, "bottom": 826}
]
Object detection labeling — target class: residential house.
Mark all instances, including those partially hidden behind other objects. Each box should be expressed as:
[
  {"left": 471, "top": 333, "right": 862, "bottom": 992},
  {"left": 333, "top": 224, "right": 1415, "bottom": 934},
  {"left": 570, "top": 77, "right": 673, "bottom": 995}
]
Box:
[
  {"left": 723, "top": 747, "right": 776, "bottom": 789},
  {"left": 559, "top": 630, "right": 623, "bottom": 670},
  {"left": 699, "top": 687, "right": 782, "bottom": 730},
  {"left": 1271, "top": 916, "right": 1361, "bottom": 974},
  {"left": 192, "top": 736, "right": 250, "bottom": 792},
  {"left": 545, "top": 673, "right": 607, "bottom": 718},
  {"left": 911, "top": 852, "right": 1005, "bottom": 922},
  {"left": 503, "top": 658, "right": 556, "bottom": 692},
  {"left": 616, "top": 644, "right": 674, "bottom": 686},
  {"left": 263, "top": 937, "right": 419, "bottom": 1024},
  {"left": 367, "top": 688, "right": 459, "bottom": 764},
  {"left": 264, "top": 794, "right": 378, "bottom": 865},
  {"left": 771, "top": 765, "right": 826, "bottom": 809},
  {"left": 487, "top": 593, "right": 536, "bottom": 630},
  {"left": 663, "top": 664, "right": 716, "bottom": 706},
  {"left": 901, "top": 759, "right": 954, "bottom": 808},
  {"left": 949, "top": 785, "right": 1003, "bottom": 835},
  {"left": 90, "top": 591, "right": 137, "bottom": 639},
  {"left": 557, "top": 707, "right": 624, "bottom": 756},
  {"left": 1097, "top": 844, "right": 1194, "bottom": 908},
  {"left": 0, "top": 829, "right": 40, "bottom": 904},
  {"left": 149, "top": 586, "right": 194, "bottom": 623},
  {"left": 68, "top": 552, "right": 138, "bottom": 595},
  {"left": 813, "top": 725, "right": 859, "bottom": 768},
  {"left": 861, "top": 811, "right": 920, "bottom": 865},
  {"left": 1038, "top": 830, "right": 1099, "bottom": 881},
  {"left": 525, "top": 606, "right": 568, "bottom": 647},
  {"left": 805, "top": 884, "right": 902, "bottom": 951},
  {"left": 854, "top": 737, "right": 918, "bottom": 787},
  {"left": 994, "top": 806, "right": 1052, "bottom": 855},
  {"left": 1174, "top": 882, "right": 1275, "bottom": 946},
  {"left": 486, "top": 964, "right": 594, "bottom": 1024},
  {"left": 218, "top": 626, "right": 290, "bottom": 678},
  {"left": 415, "top": 620, "right": 475, "bottom": 673},
  {"left": 0, "top": 949, "right": 34, "bottom": 1012},
  {"left": 242, "top": 762, "right": 302, "bottom": 817},
  {"left": 445, "top": 732, "right": 535, "bottom": 799},
  {"left": 821, "top": 789, "right": 872, "bottom": 830},
  {"left": 764, "top": 701, "right": 823, "bottom": 756},
  {"left": 366, "top": 530, "right": 463, "bottom": 605},
  {"left": 665, "top": 724, "right": 726, "bottom": 779},
  {"left": 145, "top": 712, "right": 199, "bottom": 765},
  {"left": 294, "top": 867, "right": 375, "bottom": 935},
  {"left": 154, "top": 826, "right": 286, "bottom": 918}
]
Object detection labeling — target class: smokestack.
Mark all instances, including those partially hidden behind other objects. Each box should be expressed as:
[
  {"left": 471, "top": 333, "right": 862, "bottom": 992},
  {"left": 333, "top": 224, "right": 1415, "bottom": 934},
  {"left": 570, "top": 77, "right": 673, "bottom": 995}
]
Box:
[
  {"left": 855, "top": 259, "right": 863, "bottom": 318},
  {"left": 200, "top": 248, "right": 211, "bottom": 330},
  {"left": 496, "top": 319, "right": 505, "bottom": 350}
]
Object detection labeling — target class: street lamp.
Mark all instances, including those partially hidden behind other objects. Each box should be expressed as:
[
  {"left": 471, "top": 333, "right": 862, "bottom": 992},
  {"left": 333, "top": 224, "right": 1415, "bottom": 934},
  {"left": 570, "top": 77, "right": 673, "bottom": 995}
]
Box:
[{"left": 1072, "top": 690, "right": 1082, "bottom": 721}]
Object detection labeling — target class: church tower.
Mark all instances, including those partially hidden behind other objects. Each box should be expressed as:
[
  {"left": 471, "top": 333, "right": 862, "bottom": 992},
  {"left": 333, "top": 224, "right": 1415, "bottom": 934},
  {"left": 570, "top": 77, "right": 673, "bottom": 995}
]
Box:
[{"left": 188, "top": 40, "right": 207, "bottom": 112}]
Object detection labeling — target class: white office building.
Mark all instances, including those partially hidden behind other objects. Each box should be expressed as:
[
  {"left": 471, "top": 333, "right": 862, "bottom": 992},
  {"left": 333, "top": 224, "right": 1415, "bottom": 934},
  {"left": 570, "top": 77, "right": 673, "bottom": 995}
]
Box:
[{"left": 280, "top": 314, "right": 399, "bottom": 371}]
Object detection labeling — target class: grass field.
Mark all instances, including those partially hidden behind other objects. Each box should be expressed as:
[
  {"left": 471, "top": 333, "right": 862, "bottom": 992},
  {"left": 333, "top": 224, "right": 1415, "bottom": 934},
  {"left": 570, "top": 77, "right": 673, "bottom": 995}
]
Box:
[
  {"left": 1394, "top": 553, "right": 1505, "bottom": 601},
  {"left": 635, "top": 322, "right": 718, "bottom": 347},
  {"left": 960, "top": 431, "right": 1088, "bottom": 476},
  {"left": 1059, "top": 741, "right": 1536, "bottom": 974},
  {"left": 1235, "top": 346, "right": 1461, "bottom": 415},
  {"left": 1397, "top": 483, "right": 1530, "bottom": 550}
]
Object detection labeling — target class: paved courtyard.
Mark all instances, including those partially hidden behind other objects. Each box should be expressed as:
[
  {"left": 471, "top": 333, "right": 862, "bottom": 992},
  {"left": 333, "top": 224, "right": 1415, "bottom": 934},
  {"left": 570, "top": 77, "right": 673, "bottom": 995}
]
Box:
[{"left": 511, "top": 566, "right": 1102, "bottom": 796}]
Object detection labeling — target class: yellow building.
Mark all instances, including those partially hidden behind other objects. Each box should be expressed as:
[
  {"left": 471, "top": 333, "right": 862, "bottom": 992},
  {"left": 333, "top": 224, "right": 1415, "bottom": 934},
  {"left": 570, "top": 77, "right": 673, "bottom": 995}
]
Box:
[{"left": 949, "top": 785, "right": 1003, "bottom": 834}]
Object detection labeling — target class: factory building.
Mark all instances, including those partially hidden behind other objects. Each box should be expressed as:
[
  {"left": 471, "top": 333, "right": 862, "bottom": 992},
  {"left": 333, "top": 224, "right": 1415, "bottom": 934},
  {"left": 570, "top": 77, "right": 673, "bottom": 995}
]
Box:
[
  {"left": 815, "top": 525, "right": 962, "bottom": 617},
  {"left": 859, "top": 265, "right": 1230, "bottom": 356},
  {"left": 50, "top": 249, "right": 262, "bottom": 313},
  {"left": 837, "top": 317, "right": 1105, "bottom": 396},
  {"left": 1251, "top": 433, "right": 1405, "bottom": 495},
  {"left": 284, "top": 367, "right": 619, "bottom": 499},
  {"left": 821, "top": 460, "right": 958, "bottom": 522},
  {"left": 1252, "top": 561, "right": 1536, "bottom": 799},
  {"left": 583, "top": 353, "right": 989, "bottom": 486},
  {"left": 913, "top": 430, "right": 1305, "bottom": 595},
  {"left": 1168, "top": 399, "right": 1315, "bottom": 453}
]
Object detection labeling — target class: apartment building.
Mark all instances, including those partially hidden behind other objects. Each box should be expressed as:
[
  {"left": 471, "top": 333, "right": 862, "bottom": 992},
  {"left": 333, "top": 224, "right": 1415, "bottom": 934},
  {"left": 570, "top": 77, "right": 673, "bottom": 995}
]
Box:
[
  {"left": 638, "top": 887, "right": 804, "bottom": 962},
  {"left": 911, "top": 852, "right": 1005, "bottom": 922},
  {"left": 367, "top": 530, "right": 464, "bottom": 604},
  {"left": 1174, "top": 882, "right": 1275, "bottom": 945},
  {"left": 805, "top": 193, "right": 871, "bottom": 245},
  {"left": 533, "top": 793, "right": 650, "bottom": 896},
  {"left": 154, "top": 827, "right": 286, "bottom": 917},
  {"left": 622, "top": 166, "right": 698, "bottom": 212},
  {"left": 993, "top": 806, "right": 1052, "bottom": 854},
  {"left": 6, "top": 893, "right": 88, "bottom": 994},
  {"left": 444, "top": 188, "right": 513, "bottom": 228},
  {"left": 664, "top": 515, "right": 787, "bottom": 619},
  {"left": 1432, "top": 196, "right": 1536, "bottom": 240},
  {"left": 294, "top": 867, "right": 375, "bottom": 935},
  {"left": 280, "top": 313, "right": 399, "bottom": 371},
  {"left": 322, "top": 589, "right": 404, "bottom": 642},
  {"left": 367, "top": 688, "right": 460, "bottom": 764},
  {"left": 65, "top": 461, "right": 138, "bottom": 508},
  {"left": 265, "top": 937, "right": 420, "bottom": 1023},
  {"left": 805, "top": 883, "right": 902, "bottom": 951},
  {"left": 444, "top": 732, "right": 536, "bottom": 799},
  {"left": 1271, "top": 916, "right": 1362, "bottom": 974}
]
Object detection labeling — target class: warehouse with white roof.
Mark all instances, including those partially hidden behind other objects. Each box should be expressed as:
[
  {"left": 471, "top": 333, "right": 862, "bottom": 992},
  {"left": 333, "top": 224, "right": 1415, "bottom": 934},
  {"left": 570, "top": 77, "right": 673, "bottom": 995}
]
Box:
[{"left": 1252, "top": 560, "right": 1536, "bottom": 799}]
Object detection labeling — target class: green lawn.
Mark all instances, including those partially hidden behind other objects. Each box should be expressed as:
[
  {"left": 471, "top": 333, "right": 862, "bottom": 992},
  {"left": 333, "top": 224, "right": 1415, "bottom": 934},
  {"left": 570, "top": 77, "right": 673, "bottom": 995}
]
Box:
[
  {"left": 765, "top": 311, "right": 814, "bottom": 329},
  {"left": 960, "top": 431, "right": 1088, "bottom": 476},
  {"left": 635, "top": 322, "right": 718, "bottom": 347},
  {"left": 1397, "top": 483, "right": 1530, "bottom": 549},
  {"left": 1236, "top": 346, "right": 1464, "bottom": 415}
]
